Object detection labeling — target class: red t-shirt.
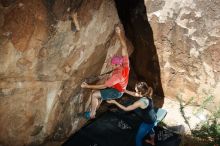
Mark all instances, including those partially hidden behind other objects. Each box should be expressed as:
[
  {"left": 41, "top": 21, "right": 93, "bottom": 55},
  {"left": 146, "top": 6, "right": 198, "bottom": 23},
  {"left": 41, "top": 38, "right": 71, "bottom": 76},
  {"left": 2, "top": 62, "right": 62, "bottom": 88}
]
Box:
[{"left": 105, "top": 56, "right": 130, "bottom": 92}]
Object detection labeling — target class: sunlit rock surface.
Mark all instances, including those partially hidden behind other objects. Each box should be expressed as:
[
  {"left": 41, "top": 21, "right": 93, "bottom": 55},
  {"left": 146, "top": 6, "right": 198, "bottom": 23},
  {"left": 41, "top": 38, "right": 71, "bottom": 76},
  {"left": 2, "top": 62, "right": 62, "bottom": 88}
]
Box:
[
  {"left": 0, "top": 0, "right": 121, "bottom": 145},
  {"left": 145, "top": 0, "right": 220, "bottom": 107},
  {"left": 162, "top": 97, "right": 211, "bottom": 134}
]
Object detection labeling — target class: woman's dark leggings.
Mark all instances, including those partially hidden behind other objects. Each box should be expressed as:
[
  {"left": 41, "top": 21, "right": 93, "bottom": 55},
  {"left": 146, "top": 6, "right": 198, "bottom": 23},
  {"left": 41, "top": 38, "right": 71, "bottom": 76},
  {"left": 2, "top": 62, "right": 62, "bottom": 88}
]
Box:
[{"left": 136, "top": 122, "right": 155, "bottom": 146}]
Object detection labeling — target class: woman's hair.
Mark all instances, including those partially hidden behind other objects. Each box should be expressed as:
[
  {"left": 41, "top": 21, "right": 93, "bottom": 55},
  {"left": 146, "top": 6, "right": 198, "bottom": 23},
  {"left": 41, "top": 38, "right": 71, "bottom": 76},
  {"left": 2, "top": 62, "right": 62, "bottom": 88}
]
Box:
[{"left": 135, "top": 82, "right": 153, "bottom": 97}]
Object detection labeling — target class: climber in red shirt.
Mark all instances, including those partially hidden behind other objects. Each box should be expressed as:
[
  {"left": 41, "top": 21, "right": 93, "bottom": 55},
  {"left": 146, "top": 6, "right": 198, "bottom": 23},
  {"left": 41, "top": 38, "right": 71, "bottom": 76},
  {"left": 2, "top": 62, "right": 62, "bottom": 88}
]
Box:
[{"left": 81, "top": 25, "right": 130, "bottom": 119}]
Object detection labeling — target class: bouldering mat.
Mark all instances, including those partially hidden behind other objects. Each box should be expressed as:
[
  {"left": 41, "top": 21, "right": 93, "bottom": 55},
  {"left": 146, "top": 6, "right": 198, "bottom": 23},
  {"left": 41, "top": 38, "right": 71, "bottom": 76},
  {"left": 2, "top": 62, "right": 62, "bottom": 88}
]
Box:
[{"left": 63, "top": 110, "right": 181, "bottom": 146}]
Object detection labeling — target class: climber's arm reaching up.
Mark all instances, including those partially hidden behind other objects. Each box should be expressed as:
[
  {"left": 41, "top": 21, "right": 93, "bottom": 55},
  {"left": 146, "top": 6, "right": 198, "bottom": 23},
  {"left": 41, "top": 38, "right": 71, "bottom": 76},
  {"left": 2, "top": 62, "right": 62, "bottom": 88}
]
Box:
[{"left": 115, "top": 26, "right": 128, "bottom": 57}]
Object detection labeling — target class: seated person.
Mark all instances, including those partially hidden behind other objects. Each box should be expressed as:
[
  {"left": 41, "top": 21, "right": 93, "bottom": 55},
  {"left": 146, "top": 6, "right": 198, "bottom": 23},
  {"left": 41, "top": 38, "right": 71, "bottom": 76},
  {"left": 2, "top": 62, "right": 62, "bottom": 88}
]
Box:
[{"left": 107, "top": 82, "right": 156, "bottom": 146}]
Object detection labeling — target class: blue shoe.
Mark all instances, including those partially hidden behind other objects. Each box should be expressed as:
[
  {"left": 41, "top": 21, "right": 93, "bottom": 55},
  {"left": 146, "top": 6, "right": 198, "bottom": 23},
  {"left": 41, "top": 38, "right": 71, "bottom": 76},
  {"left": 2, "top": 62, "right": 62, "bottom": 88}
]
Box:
[{"left": 84, "top": 111, "right": 91, "bottom": 119}]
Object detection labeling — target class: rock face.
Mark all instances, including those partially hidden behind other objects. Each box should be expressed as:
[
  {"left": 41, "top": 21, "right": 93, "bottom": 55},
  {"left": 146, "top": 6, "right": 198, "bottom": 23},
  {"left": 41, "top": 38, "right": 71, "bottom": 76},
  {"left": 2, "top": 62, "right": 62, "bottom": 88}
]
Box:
[
  {"left": 145, "top": 0, "right": 220, "bottom": 106},
  {"left": 0, "top": 0, "right": 121, "bottom": 145},
  {"left": 162, "top": 97, "right": 211, "bottom": 133}
]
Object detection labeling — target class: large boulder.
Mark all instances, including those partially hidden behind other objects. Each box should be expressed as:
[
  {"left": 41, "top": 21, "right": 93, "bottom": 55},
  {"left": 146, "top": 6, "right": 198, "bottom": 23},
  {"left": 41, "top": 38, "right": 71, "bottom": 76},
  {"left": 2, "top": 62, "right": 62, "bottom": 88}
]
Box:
[
  {"left": 0, "top": 0, "right": 121, "bottom": 145},
  {"left": 145, "top": 0, "right": 220, "bottom": 107}
]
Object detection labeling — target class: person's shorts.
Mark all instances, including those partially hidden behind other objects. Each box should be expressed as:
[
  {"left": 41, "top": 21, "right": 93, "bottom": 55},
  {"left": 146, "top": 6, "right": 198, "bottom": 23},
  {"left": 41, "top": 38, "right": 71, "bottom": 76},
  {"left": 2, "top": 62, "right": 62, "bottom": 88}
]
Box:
[{"left": 100, "top": 88, "right": 123, "bottom": 100}]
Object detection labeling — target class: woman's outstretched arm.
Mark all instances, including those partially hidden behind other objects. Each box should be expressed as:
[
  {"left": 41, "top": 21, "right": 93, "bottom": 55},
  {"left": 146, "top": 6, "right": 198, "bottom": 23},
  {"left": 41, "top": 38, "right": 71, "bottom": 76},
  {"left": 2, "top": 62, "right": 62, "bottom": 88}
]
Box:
[
  {"left": 125, "top": 89, "right": 142, "bottom": 97},
  {"left": 107, "top": 100, "right": 142, "bottom": 111}
]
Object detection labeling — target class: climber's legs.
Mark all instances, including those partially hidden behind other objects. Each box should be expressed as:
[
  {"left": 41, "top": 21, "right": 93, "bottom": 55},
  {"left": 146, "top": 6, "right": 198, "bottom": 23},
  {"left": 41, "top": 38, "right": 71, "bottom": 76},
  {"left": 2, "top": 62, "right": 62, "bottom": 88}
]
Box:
[{"left": 89, "top": 90, "right": 101, "bottom": 119}]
